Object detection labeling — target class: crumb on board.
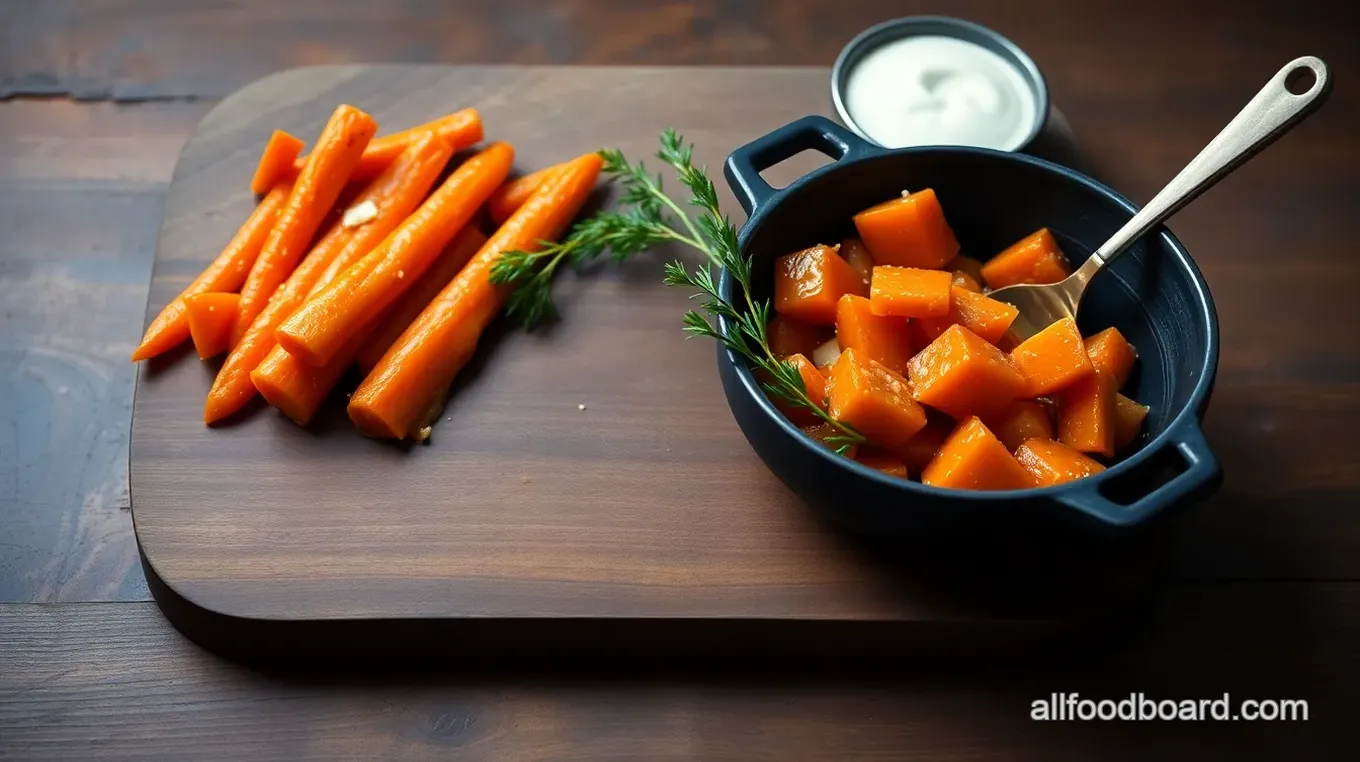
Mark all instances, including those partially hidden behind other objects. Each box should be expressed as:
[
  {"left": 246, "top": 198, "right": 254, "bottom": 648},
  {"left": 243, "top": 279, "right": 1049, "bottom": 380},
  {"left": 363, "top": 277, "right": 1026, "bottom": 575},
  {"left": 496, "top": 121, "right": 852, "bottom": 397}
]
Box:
[
  {"left": 416, "top": 426, "right": 432, "bottom": 442},
  {"left": 519, "top": 475, "right": 532, "bottom": 484},
  {"left": 578, "top": 403, "right": 587, "bottom": 411}
]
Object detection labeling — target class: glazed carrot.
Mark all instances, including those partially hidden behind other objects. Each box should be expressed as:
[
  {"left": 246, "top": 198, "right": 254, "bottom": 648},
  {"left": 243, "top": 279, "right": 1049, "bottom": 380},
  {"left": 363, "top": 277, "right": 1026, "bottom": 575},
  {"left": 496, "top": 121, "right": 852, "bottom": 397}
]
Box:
[
  {"left": 827, "top": 348, "right": 928, "bottom": 449},
  {"left": 1057, "top": 374, "right": 1117, "bottom": 458},
  {"left": 921, "top": 417, "right": 1034, "bottom": 491},
  {"left": 277, "top": 142, "right": 515, "bottom": 367},
  {"left": 855, "top": 450, "right": 910, "bottom": 479},
  {"left": 853, "top": 188, "right": 960, "bottom": 269},
  {"left": 839, "top": 237, "right": 876, "bottom": 291},
  {"left": 250, "top": 342, "right": 354, "bottom": 426},
  {"left": 985, "top": 400, "right": 1055, "bottom": 452},
  {"left": 1016, "top": 438, "right": 1106, "bottom": 486},
  {"left": 234, "top": 104, "right": 377, "bottom": 342},
  {"left": 203, "top": 132, "right": 453, "bottom": 424},
  {"left": 835, "top": 294, "right": 913, "bottom": 374},
  {"left": 773, "top": 244, "right": 866, "bottom": 325},
  {"left": 284, "top": 108, "right": 483, "bottom": 185},
  {"left": 768, "top": 315, "right": 832, "bottom": 359},
  {"left": 131, "top": 183, "right": 290, "bottom": 362},
  {"left": 869, "top": 266, "right": 952, "bottom": 318},
  {"left": 907, "top": 324, "right": 1027, "bottom": 420},
  {"left": 916, "top": 286, "right": 1020, "bottom": 345},
  {"left": 486, "top": 163, "right": 566, "bottom": 224},
  {"left": 354, "top": 225, "right": 489, "bottom": 374},
  {"left": 348, "top": 151, "right": 604, "bottom": 439},
  {"left": 801, "top": 422, "right": 859, "bottom": 459},
  {"left": 768, "top": 353, "right": 829, "bottom": 426},
  {"left": 952, "top": 269, "right": 983, "bottom": 292},
  {"left": 1084, "top": 327, "right": 1138, "bottom": 389},
  {"left": 1113, "top": 393, "right": 1150, "bottom": 451},
  {"left": 183, "top": 293, "right": 240, "bottom": 360},
  {"left": 949, "top": 255, "right": 986, "bottom": 285},
  {"left": 893, "top": 417, "right": 953, "bottom": 475},
  {"left": 981, "top": 228, "right": 1072, "bottom": 290},
  {"left": 1010, "top": 316, "right": 1094, "bottom": 396},
  {"left": 250, "top": 130, "right": 305, "bottom": 196}
]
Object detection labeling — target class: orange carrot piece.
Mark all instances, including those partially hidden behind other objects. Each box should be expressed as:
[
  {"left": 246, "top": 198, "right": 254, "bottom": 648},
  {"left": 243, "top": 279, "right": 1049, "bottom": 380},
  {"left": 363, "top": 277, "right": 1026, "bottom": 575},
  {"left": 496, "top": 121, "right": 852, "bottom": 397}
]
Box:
[
  {"left": 981, "top": 228, "right": 1072, "bottom": 290},
  {"left": 203, "top": 132, "right": 453, "bottom": 424},
  {"left": 284, "top": 108, "right": 483, "bottom": 186},
  {"left": 768, "top": 315, "right": 832, "bottom": 359},
  {"left": 855, "top": 450, "right": 910, "bottom": 479},
  {"left": 952, "top": 269, "right": 983, "bottom": 292},
  {"left": 1084, "top": 327, "right": 1138, "bottom": 389},
  {"left": 131, "top": 184, "right": 289, "bottom": 362},
  {"left": 1113, "top": 393, "right": 1150, "bottom": 451},
  {"left": 949, "top": 255, "right": 986, "bottom": 285},
  {"left": 907, "top": 324, "right": 1027, "bottom": 420},
  {"left": 1010, "top": 316, "right": 1094, "bottom": 396},
  {"left": 486, "top": 164, "right": 566, "bottom": 225},
  {"left": 839, "top": 237, "right": 876, "bottom": 291},
  {"left": 852, "top": 189, "right": 960, "bottom": 269},
  {"left": 1057, "top": 375, "right": 1117, "bottom": 458},
  {"left": 869, "top": 266, "right": 953, "bottom": 318},
  {"left": 916, "top": 286, "right": 1020, "bottom": 345},
  {"left": 985, "top": 400, "right": 1055, "bottom": 452},
  {"left": 250, "top": 130, "right": 305, "bottom": 196},
  {"left": 1016, "top": 438, "right": 1106, "bottom": 486},
  {"left": 893, "top": 417, "right": 953, "bottom": 475},
  {"left": 277, "top": 142, "right": 514, "bottom": 367},
  {"left": 183, "top": 293, "right": 240, "bottom": 360},
  {"left": 767, "top": 353, "right": 829, "bottom": 425},
  {"left": 354, "top": 225, "right": 489, "bottom": 374},
  {"left": 348, "top": 151, "right": 604, "bottom": 439},
  {"left": 835, "top": 294, "right": 913, "bottom": 374},
  {"left": 773, "top": 244, "right": 866, "bottom": 325},
  {"left": 234, "top": 105, "right": 377, "bottom": 342},
  {"left": 921, "top": 417, "right": 1034, "bottom": 491},
  {"left": 827, "top": 348, "right": 928, "bottom": 449},
  {"left": 801, "top": 422, "right": 859, "bottom": 459}
]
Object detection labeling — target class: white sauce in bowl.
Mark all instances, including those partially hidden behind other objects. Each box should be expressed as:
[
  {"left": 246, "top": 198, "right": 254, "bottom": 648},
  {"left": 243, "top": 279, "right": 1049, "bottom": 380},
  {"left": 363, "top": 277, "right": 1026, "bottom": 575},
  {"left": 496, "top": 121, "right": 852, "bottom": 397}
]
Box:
[{"left": 843, "top": 35, "right": 1038, "bottom": 151}]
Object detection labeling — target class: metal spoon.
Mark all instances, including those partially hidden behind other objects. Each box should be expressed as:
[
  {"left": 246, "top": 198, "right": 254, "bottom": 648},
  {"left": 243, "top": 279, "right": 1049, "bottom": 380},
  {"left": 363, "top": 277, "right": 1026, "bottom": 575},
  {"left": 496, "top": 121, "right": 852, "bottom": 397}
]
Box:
[{"left": 990, "top": 56, "right": 1331, "bottom": 341}]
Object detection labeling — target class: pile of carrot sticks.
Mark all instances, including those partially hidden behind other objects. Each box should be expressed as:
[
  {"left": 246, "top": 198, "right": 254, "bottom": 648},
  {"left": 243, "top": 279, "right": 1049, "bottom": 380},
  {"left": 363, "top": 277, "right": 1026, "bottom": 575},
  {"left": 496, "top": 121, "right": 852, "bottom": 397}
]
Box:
[{"left": 133, "top": 103, "right": 602, "bottom": 440}]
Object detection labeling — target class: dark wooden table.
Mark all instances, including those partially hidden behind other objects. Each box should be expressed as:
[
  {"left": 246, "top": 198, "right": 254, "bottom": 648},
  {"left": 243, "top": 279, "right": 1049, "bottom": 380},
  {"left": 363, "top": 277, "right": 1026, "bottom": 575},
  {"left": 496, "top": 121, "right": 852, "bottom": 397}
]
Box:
[{"left": 3, "top": 1, "right": 1358, "bottom": 758}]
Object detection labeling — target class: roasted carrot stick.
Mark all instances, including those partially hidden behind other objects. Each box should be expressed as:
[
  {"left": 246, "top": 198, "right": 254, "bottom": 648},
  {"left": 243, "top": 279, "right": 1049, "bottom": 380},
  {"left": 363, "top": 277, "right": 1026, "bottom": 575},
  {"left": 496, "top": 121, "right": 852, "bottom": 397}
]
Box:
[
  {"left": 348, "top": 151, "right": 604, "bottom": 440},
  {"left": 130, "top": 183, "right": 290, "bottom": 362},
  {"left": 355, "top": 225, "right": 488, "bottom": 374},
  {"left": 184, "top": 293, "right": 240, "bottom": 360},
  {"left": 283, "top": 108, "right": 482, "bottom": 186},
  {"left": 203, "top": 132, "right": 452, "bottom": 424},
  {"left": 276, "top": 141, "right": 515, "bottom": 367},
  {"left": 234, "top": 104, "right": 378, "bottom": 343},
  {"left": 250, "top": 130, "right": 305, "bottom": 196},
  {"left": 486, "top": 163, "right": 565, "bottom": 224}
]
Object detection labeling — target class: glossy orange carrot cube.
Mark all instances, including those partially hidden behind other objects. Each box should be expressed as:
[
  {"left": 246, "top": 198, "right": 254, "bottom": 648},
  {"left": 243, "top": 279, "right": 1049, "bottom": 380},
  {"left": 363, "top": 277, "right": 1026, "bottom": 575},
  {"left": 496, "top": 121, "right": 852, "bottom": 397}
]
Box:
[
  {"left": 1010, "top": 316, "right": 1095, "bottom": 396},
  {"left": 1057, "top": 375, "right": 1117, "bottom": 458},
  {"left": 774, "top": 243, "right": 866, "bottom": 325},
  {"left": 800, "top": 421, "right": 858, "bottom": 459},
  {"left": 916, "top": 286, "right": 1020, "bottom": 346},
  {"left": 1084, "top": 327, "right": 1138, "bottom": 389},
  {"left": 839, "top": 236, "right": 875, "bottom": 291},
  {"left": 768, "top": 353, "right": 829, "bottom": 425},
  {"left": 906, "top": 324, "right": 1028, "bottom": 420},
  {"left": 921, "top": 417, "right": 1035, "bottom": 491},
  {"left": 836, "top": 294, "right": 913, "bottom": 374},
  {"left": 1113, "top": 393, "right": 1150, "bottom": 451},
  {"left": 949, "top": 255, "right": 986, "bottom": 285},
  {"left": 893, "top": 416, "right": 953, "bottom": 475},
  {"left": 828, "top": 348, "right": 928, "bottom": 448},
  {"left": 184, "top": 292, "right": 240, "bottom": 360},
  {"left": 855, "top": 450, "right": 910, "bottom": 479},
  {"left": 852, "top": 188, "right": 960, "bottom": 269},
  {"left": 981, "top": 228, "right": 1072, "bottom": 289},
  {"left": 985, "top": 400, "right": 1055, "bottom": 452},
  {"left": 869, "top": 266, "right": 953, "bottom": 318},
  {"left": 768, "top": 315, "right": 832, "bottom": 359},
  {"left": 951, "top": 269, "right": 983, "bottom": 292},
  {"left": 1016, "top": 437, "right": 1107, "bottom": 486}
]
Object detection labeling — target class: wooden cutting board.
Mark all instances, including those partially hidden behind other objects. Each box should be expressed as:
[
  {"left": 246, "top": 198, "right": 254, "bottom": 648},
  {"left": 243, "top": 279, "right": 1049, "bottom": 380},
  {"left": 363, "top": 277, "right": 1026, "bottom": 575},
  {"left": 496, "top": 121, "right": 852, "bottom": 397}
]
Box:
[{"left": 130, "top": 65, "right": 1145, "bottom": 660}]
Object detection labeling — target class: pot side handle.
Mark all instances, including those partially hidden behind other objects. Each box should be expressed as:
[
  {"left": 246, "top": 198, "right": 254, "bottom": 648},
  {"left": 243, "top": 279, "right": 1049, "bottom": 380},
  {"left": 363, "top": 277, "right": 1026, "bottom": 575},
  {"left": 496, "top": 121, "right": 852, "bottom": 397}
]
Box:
[{"left": 723, "top": 115, "right": 874, "bottom": 217}]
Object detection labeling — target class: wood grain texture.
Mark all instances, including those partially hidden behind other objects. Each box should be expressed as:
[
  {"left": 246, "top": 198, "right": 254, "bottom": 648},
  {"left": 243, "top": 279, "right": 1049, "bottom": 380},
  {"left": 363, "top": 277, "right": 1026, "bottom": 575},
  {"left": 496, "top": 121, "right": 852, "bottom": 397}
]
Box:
[{"left": 4, "top": 587, "right": 1358, "bottom": 760}]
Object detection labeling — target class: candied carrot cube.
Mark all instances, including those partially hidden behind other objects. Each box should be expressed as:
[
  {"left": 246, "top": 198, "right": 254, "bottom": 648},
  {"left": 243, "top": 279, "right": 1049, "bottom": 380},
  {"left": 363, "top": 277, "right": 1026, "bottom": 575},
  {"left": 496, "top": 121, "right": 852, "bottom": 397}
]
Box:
[
  {"left": 852, "top": 188, "right": 961, "bottom": 269},
  {"left": 774, "top": 243, "right": 866, "bottom": 325},
  {"left": 839, "top": 237, "right": 875, "bottom": 291},
  {"left": 768, "top": 315, "right": 831, "bottom": 359},
  {"left": 906, "top": 324, "right": 1028, "bottom": 420},
  {"left": 1057, "top": 375, "right": 1117, "bottom": 458},
  {"left": 1084, "top": 327, "right": 1138, "bottom": 389},
  {"left": 916, "top": 286, "right": 1020, "bottom": 346},
  {"left": 985, "top": 400, "right": 1055, "bottom": 452},
  {"left": 893, "top": 416, "right": 953, "bottom": 475},
  {"left": 949, "top": 255, "right": 986, "bottom": 285},
  {"left": 1010, "top": 316, "right": 1095, "bottom": 396},
  {"left": 836, "top": 294, "right": 913, "bottom": 374},
  {"left": 855, "top": 450, "right": 910, "bottom": 479},
  {"left": 1016, "top": 437, "right": 1107, "bottom": 486},
  {"left": 981, "top": 228, "right": 1072, "bottom": 289},
  {"left": 869, "top": 266, "right": 952, "bottom": 318},
  {"left": 951, "top": 269, "right": 983, "bottom": 292},
  {"left": 921, "top": 417, "right": 1035, "bottom": 491},
  {"left": 828, "top": 348, "right": 928, "bottom": 448},
  {"left": 1113, "top": 393, "right": 1150, "bottom": 451},
  {"left": 767, "top": 353, "right": 829, "bottom": 425}
]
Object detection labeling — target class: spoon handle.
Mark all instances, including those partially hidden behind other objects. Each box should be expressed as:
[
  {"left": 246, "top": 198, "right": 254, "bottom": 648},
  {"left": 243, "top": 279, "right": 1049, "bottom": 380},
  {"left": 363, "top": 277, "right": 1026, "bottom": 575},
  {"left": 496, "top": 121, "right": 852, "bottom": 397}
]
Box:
[{"left": 1079, "top": 56, "right": 1331, "bottom": 276}]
